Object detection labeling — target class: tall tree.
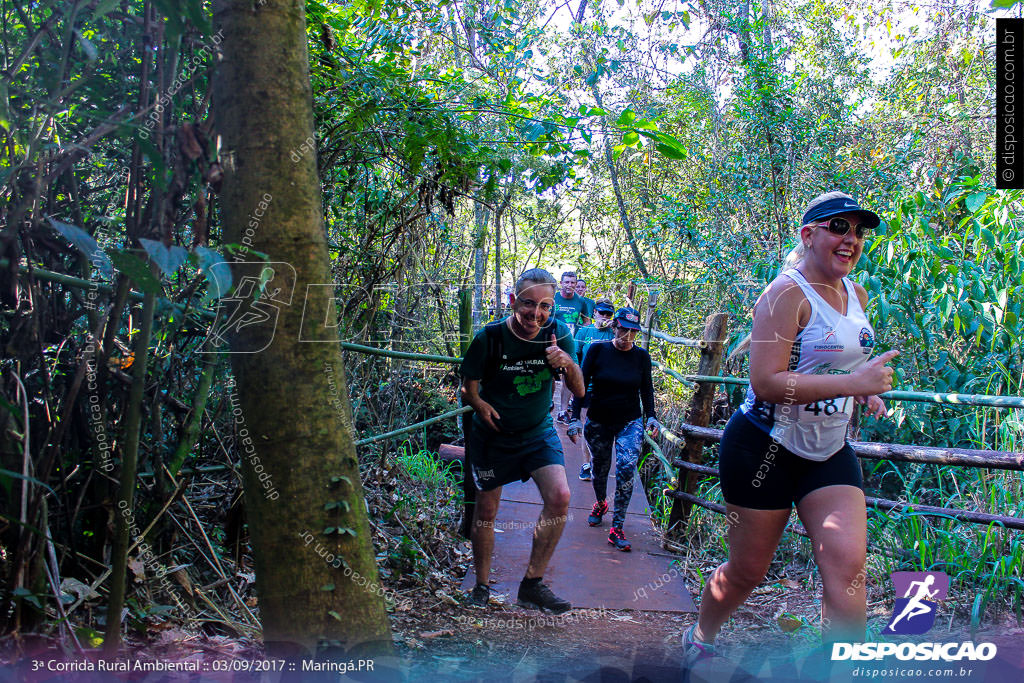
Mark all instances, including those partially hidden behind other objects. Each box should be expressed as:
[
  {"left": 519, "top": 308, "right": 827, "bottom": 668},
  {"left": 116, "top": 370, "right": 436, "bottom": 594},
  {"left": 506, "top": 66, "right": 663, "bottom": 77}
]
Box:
[{"left": 212, "top": 0, "right": 391, "bottom": 655}]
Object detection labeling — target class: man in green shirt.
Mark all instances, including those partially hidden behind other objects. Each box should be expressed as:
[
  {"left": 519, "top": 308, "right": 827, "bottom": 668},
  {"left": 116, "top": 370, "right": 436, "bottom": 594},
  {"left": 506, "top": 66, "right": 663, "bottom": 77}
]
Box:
[
  {"left": 553, "top": 271, "right": 589, "bottom": 423},
  {"left": 552, "top": 271, "right": 590, "bottom": 333},
  {"left": 461, "top": 268, "right": 585, "bottom": 613},
  {"left": 574, "top": 278, "right": 596, "bottom": 322}
]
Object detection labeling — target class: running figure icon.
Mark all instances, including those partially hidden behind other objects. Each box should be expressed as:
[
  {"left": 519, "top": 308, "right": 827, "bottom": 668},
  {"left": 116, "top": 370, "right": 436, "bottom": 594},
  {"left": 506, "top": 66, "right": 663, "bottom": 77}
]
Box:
[
  {"left": 887, "top": 575, "right": 938, "bottom": 631},
  {"left": 883, "top": 571, "right": 949, "bottom": 635}
]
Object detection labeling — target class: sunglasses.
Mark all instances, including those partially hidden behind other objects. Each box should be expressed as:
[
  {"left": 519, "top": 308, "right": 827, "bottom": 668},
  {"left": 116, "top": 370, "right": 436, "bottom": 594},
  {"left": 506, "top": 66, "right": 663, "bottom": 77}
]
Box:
[{"left": 813, "top": 217, "right": 870, "bottom": 239}]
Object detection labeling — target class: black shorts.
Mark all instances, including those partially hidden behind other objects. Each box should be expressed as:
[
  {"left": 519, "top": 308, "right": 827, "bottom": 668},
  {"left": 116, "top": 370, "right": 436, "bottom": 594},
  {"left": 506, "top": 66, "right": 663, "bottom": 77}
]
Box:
[
  {"left": 719, "top": 411, "right": 863, "bottom": 510},
  {"left": 468, "top": 425, "right": 564, "bottom": 492}
]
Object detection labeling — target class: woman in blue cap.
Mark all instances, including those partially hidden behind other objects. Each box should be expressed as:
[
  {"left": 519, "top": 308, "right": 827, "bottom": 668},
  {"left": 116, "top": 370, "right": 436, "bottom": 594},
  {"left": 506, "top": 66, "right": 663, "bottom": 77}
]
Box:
[
  {"left": 566, "top": 306, "right": 661, "bottom": 551},
  {"left": 682, "top": 191, "right": 899, "bottom": 665}
]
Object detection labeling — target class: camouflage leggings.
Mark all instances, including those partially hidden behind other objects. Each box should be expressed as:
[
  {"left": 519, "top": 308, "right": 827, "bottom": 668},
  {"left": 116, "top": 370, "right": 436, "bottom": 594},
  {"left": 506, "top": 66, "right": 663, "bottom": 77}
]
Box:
[{"left": 584, "top": 418, "right": 643, "bottom": 529}]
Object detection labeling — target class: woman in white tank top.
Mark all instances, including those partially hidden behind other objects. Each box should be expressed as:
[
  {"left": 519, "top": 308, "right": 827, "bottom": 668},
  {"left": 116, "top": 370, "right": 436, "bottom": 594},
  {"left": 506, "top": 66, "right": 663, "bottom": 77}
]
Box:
[{"left": 683, "top": 192, "right": 900, "bottom": 667}]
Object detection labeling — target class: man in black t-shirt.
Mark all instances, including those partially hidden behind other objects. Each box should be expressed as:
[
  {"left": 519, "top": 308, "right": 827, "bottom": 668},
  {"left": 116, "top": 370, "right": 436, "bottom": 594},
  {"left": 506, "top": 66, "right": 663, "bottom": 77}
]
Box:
[{"left": 461, "top": 268, "right": 584, "bottom": 613}]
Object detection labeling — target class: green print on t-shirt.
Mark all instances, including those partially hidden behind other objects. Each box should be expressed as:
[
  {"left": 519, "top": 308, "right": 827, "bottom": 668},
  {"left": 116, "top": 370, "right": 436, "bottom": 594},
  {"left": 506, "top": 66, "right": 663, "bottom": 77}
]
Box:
[{"left": 513, "top": 367, "right": 552, "bottom": 396}]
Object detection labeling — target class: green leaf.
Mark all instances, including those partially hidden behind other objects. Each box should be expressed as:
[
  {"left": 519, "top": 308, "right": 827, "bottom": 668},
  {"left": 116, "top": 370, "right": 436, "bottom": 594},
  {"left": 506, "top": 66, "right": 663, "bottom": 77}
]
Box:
[
  {"left": 48, "top": 218, "right": 113, "bottom": 278},
  {"left": 622, "top": 131, "right": 640, "bottom": 146},
  {"left": 616, "top": 109, "right": 636, "bottom": 126},
  {"left": 107, "top": 250, "right": 164, "bottom": 294},
  {"left": 92, "top": 0, "right": 122, "bottom": 21},
  {"left": 75, "top": 30, "right": 98, "bottom": 61},
  {"left": 1, "top": 469, "right": 57, "bottom": 497},
  {"left": 330, "top": 475, "right": 352, "bottom": 486},
  {"left": 655, "top": 142, "right": 685, "bottom": 160},
  {"left": 12, "top": 587, "right": 42, "bottom": 609},
  {"left": 139, "top": 238, "right": 188, "bottom": 276},
  {"left": 337, "top": 527, "right": 357, "bottom": 537},
  {"left": 980, "top": 228, "right": 996, "bottom": 249},
  {"left": 193, "top": 246, "right": 232, "bottom": 299},
  {"left": 965, "top": 192, "right": 987, "bottom": 213},
  {"left": 328, "top": 610, "right": 343, "bottom": 621},
  {"left": 320, "top": 584, "right": 335, "bottom": 591}
]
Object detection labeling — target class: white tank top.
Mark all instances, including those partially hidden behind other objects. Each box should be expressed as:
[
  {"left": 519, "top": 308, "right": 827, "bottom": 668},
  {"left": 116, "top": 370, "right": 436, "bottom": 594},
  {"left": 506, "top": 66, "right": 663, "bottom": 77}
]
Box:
[{"left": 740, "top": 268, "right": 876, "bottom": 461}]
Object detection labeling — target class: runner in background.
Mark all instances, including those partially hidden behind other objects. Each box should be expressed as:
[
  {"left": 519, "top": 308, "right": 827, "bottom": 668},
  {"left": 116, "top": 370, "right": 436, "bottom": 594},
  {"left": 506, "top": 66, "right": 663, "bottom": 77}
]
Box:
[
  {"left": 566, "top": 307, "right": 660, "bottom": 552},
  {"left": 552, "top": 271, "right": 590, "bottom": 423},
  {"left": 574, "top": 278, "right": 596, "bottom": 323},
  {"left": 570, "top": 298, "right": 616, "bottom": 481}
]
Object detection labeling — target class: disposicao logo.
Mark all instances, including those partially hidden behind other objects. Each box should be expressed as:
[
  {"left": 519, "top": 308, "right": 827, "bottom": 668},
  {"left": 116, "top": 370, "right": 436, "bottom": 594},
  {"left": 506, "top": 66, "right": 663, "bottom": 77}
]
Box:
[
  {"left": 884, "top": 571, "right": 948, "bottom": 635},
  {"left": 832, "top": 571, "right": 997, "bottom": 662}
]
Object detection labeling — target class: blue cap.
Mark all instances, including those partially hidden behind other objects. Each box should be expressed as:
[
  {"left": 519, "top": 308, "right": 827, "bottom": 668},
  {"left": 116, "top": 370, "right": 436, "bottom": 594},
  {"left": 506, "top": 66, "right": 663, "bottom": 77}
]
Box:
[
  {"left": 802, "top": 192, "right": 880, "bottom": 229},
  {"left": 614, "top": 307, "right": 642, "bottom": 330},
  {"left": 594, "top": 301, "right": 615, "bottom": 314}
]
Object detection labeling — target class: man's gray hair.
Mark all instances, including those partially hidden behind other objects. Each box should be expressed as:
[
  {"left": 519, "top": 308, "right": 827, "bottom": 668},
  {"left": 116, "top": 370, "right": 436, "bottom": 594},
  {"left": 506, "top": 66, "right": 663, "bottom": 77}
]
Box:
[{"left": 514, "top": 268, "right": 557, "bottom": 296}]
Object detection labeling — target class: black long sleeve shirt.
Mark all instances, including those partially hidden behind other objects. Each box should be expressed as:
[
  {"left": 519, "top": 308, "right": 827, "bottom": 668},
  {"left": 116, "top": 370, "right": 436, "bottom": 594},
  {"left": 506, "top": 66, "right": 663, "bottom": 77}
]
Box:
[{"left": 571, "top": 340, "right": 656, "bottom": 427}]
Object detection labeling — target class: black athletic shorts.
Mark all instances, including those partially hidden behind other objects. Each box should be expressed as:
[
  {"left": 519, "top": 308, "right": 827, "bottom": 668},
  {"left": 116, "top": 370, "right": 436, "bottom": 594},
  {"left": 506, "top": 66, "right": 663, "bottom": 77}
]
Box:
[
  {"left": 468, "top": 425, "right": 564, "bottom": 492},
  {"left": 719, "top": 411, "right": 863, "bottom": 510}
]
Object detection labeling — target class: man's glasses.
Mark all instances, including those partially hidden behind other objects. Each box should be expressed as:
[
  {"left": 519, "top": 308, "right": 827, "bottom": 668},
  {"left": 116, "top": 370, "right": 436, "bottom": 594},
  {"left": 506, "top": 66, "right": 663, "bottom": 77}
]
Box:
[
  {"left": 517, "top": 299, "right": 553, "bottom": 313},
  {"left": 813, "top": 217, "right": 870, "bottom": 239}
]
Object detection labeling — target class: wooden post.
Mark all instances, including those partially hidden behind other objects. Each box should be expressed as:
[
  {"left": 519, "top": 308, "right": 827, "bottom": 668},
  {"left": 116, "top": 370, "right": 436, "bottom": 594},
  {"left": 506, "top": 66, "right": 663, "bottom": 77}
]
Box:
[
  {"left": 642, "top": 289, "right": 658, "bottom": 350},
  {"left": 459, "top": 287, "right": 473, "bottom": 357},
  {"left": 666, "top": 312, "right": 729, "bottom": 542}
]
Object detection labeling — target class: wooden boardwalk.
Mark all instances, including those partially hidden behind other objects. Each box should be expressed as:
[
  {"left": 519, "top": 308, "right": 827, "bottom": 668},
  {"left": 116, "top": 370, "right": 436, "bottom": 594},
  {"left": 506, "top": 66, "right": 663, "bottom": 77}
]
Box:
[{"left": 459, "top": 412, "right": 697, "bottom": 613}]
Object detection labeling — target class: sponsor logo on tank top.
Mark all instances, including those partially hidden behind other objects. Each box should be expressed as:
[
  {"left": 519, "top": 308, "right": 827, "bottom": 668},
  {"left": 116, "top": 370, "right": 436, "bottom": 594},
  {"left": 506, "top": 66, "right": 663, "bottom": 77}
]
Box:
[
  {"left": 813, "top": 326, "right": 845, "bottom": 352},
  {"left": 859, "top": 327, "right": 874, "bottom": 354}
]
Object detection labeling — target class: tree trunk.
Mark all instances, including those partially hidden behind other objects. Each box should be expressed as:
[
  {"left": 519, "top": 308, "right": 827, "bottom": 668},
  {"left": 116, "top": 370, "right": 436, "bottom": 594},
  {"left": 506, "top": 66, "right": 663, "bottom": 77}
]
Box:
[
  {"left": 472, "top": 202, "right": 489, "bottom": 327},
  {"left": 493, "top": 191, "right": 511, "bottom": 315},
  {"left": 590, "top": 83, "right": 651, "bottom": 280},
  {"left": 667, "top": 313, "right": 728, "bottom": 540},
  {"left": 212, "top": 0, "right": 391, "bottom": 656}
]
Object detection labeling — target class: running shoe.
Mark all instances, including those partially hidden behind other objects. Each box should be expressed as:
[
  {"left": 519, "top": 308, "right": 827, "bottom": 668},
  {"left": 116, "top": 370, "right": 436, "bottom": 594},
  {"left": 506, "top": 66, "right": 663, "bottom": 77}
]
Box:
[
  {"left": 608, "top": 526, "right": 631, "bottom": 551},
  {"left": 579, "top": 462, "right": 593, "bottom": 481},
  {"left": 517, "top": 580, "right": 571, "bottom": 614},
  {"left": 588, "top": 499, "right": 608, "bottom": 526},
  {"left": 682, "top": 623, "right": 716, "bottom": 667},
  {"left": 467, "top": 583, "right": 490, "bottom": 606},
  {"left": 556, "top": 410, "right": 571, "bottom": 424}
]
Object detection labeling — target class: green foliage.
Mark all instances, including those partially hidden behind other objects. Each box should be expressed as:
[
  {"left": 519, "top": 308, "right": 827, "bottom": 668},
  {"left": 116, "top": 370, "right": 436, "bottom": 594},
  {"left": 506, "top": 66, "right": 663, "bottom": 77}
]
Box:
[
  {"left": 396, "top": 445, "right": 459, "bottom": 491},
  {"left": 859, "top": 174, "right": 1023, "bottom": 450}
]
